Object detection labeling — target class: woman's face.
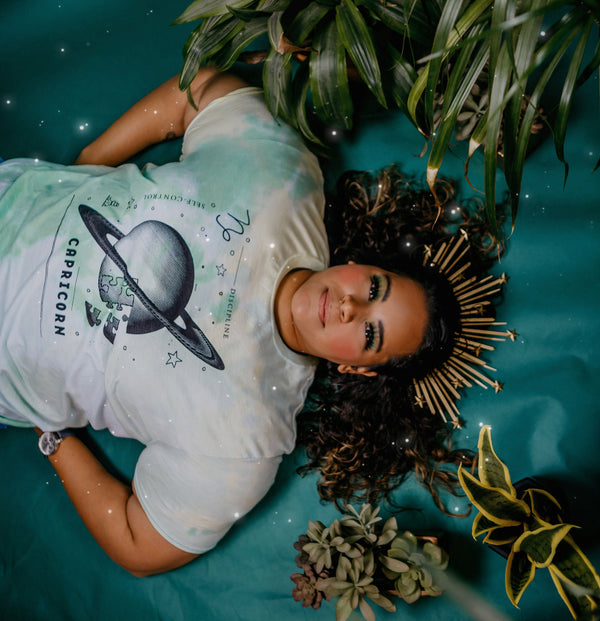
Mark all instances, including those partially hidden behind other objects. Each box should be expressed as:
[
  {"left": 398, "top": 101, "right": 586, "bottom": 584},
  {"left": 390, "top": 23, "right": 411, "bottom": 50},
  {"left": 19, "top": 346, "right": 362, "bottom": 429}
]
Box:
[{"left": 289, "top": 263, "right": 428, "bottom": 374}]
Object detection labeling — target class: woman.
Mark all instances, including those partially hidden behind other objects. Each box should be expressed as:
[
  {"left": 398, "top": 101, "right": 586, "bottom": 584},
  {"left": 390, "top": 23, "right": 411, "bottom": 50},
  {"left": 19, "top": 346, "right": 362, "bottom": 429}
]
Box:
[{"left": 0, "top": 69, "right": 501, "bottom": 576}]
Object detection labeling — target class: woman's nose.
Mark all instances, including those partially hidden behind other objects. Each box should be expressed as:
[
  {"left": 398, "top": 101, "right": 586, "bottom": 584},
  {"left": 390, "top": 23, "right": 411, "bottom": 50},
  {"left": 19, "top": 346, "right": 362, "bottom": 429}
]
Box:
[{"left": 339, "top": 295, "right": 357, "bottom": 322}]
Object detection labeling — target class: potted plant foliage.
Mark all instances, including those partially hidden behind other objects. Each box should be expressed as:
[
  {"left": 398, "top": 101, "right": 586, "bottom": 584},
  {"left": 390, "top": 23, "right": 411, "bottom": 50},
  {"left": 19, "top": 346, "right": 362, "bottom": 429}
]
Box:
[
  {"left": 291, "top": 503, "right": 448, "bottom": 621},
  {"left": 458, "top": 425, "right": 600, "bottom": 619},
  {"left": 173, "top": 0, "right": 600, "bottom": 236}
]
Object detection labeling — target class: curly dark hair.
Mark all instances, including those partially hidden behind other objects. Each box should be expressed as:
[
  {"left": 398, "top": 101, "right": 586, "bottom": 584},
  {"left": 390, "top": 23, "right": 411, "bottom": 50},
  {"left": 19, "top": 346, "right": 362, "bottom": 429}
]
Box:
[{"left": 297, "top": 165, "right": 506, "bottom": 514}]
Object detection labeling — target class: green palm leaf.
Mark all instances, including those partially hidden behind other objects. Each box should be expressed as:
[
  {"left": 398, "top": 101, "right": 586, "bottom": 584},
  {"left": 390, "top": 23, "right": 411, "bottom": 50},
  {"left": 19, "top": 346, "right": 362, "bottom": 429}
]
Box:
[
  {"left": 336, "top": 0, "right": 386, "bottom": 108},
  {"left": 285, "top": 2, "right": 329, "bottom": 45},
  {"left": 174, "top": 0, "right": 253, "bottom": 23},
  {"left": 212, "top": 18, "right": 269, "bottom": 70},
  {"left": 263, "top": 48, "right": 294, "bottom": 124},
  {"left": 180, "top": 16, "right": 243, "bottom": 90},
  {"left": 309, "top": 17, "right": 353, "bottom": 128},
  {"left": 554, "top": 14, "right": 595, "bottom": 185}
]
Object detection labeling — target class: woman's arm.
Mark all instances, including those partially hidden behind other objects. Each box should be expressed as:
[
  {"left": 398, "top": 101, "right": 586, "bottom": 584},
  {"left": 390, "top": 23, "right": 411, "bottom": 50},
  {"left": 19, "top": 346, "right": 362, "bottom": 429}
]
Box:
[
  {"left": 38, "top": 431, "right": 197, "bottom": 576},
  {"left": 75, "top": 69, "right": 247, "bottom": 166}
]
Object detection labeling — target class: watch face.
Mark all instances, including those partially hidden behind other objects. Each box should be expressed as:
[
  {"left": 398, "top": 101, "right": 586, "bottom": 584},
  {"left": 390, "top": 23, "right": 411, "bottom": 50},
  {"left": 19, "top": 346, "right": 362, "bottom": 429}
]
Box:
[{"left": 39, "top": 432, "right": 60, "bottom": 456}]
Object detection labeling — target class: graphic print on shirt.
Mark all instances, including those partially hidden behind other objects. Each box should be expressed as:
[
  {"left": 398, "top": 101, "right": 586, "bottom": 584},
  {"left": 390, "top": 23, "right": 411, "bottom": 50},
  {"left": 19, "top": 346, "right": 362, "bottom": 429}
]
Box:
[{"left": 79, "top": 204, "right": 224, "bottom": 369}]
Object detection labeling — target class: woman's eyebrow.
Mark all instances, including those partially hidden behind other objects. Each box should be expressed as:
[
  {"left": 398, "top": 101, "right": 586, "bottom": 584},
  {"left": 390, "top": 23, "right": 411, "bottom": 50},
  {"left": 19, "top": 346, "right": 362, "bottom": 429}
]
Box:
[
  {"left": 381, "top": 275, "right": 391, "bottom": 302},
  {"left": 377, "top": 320, "right": 384, "bottom": 353}
]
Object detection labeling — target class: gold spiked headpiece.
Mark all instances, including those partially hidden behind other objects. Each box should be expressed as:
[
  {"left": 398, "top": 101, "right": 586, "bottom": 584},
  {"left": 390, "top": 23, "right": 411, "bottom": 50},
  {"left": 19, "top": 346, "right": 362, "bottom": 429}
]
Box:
[{"left": 412, "top": 230, "right": 516, "bottom": 427}]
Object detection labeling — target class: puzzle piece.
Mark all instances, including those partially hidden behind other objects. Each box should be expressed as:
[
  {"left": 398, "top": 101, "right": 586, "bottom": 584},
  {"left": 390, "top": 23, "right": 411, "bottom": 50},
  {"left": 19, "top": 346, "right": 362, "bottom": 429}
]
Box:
[{"left": 99, "top": 273, "right": 135, "bottom": 310}]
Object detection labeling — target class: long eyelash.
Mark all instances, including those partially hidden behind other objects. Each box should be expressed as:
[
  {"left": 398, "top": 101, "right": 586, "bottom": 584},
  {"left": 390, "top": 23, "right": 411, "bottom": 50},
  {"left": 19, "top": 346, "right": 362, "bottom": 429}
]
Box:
[
  {"left": 365, "top": 322, "right": 378, "bottom": 351},
  {"left": 369, "top": 275, "right": 381, "bottom": 301}
]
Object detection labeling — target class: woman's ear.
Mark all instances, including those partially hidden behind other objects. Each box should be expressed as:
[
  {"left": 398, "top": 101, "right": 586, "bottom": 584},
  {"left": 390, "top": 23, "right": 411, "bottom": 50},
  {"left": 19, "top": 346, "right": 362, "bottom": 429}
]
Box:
[{"left": 337, "top": 364, "right": 378, "bottom": 378}]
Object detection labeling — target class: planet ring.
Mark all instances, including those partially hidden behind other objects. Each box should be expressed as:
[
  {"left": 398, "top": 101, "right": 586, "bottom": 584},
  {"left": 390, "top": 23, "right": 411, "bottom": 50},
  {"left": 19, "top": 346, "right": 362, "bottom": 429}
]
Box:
[{"left": 78, "top": 204, "right": 224, "bottom": 370}]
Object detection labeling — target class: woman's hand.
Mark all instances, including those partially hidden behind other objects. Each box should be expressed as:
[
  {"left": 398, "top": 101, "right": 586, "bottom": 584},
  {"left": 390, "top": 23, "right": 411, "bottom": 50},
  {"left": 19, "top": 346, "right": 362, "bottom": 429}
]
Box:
[{"left": 75, "top": 68, "right": 247, "bottom": 166}]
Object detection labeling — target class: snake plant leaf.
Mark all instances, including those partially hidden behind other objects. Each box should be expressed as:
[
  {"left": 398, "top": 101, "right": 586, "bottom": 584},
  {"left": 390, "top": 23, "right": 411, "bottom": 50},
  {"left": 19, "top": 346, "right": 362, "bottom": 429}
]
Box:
[
  {"left": 514, "top": 523, "right": 576, "bottom": 568},
  {"left": 309, "top": 17, "right": 353, "bottom": 128},
  {"left": 476, "top": 425, "right": 515, "bottom": 495},
  {"left": 211, "top": 17, "right": 269, "bottom": 70},
  {"left": 483, "top": 524, "right": 522, "bottom": 546},
  {"left": 553, "top": 14, "right": 594, "bottom": 186},
  {"left": 472, "top": 511, "right": 498, "bottom": 537},
  {"left": 548, "top": 566, "right": 599, "bottom": 621},
  {"left": 336, "top": 0, "right": 387, "bottom": 109},
  {"left": 521, "top": 487, "right": 562, "bottom": 524},
  {"left": 285, "top": 2, "right": 329, "bottom": 45},
  {"left": 458, "top": 466, "right": 530, "bottom": 526},
  {"left": 549, "top": 535, "right": 600, "bottom": 612},
  {"left": 505, "top": 548, "right": 536, "bottom": 607},
  {"left": 174, "top": 0, "right": 253, "bottom": 23}
]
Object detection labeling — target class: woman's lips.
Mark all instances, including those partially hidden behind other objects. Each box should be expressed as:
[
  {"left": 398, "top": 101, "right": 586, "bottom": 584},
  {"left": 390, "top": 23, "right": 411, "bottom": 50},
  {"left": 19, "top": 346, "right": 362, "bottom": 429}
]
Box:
[{"left": 319, "top": 290, "right": 329, "bottom": 327}]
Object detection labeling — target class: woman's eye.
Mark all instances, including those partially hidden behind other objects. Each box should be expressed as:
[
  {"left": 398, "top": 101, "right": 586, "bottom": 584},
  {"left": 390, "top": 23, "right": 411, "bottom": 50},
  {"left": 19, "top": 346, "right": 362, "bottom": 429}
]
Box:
[
  {"left": 365, "top": 322, "right": 378, "bottom": 351},
  {"left": 369, "top": 275, "right": 383, "bottom": 301}
]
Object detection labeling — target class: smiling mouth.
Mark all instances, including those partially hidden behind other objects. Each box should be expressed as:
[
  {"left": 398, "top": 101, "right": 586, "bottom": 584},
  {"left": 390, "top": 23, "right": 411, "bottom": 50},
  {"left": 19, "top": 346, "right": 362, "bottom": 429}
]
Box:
[{"left": 319, "top": 289, "right": 329, "bottom": 327}]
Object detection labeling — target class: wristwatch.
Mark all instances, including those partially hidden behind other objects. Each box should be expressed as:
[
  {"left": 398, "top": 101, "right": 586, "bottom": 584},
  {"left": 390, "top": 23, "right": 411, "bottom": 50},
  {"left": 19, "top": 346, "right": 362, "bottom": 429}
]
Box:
[{"left": 38, "top": 429, "right": 76, "bottom": 456}]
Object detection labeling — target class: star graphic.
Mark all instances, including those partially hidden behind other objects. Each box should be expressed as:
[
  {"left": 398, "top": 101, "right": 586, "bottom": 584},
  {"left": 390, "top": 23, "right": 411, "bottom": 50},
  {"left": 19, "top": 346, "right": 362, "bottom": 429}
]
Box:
[
  {"left": 414, "top": 396, "right": 426, "bottom": 409},
  {"left": 499, "top": 272, "right": 509, "bottom": 284},
  {"left": 167, "top": 351, "right": 182, "bottom": 367},
  {"left": 491, "top": 380, "right": 504, "bottom": 393},
  {"left": 506, "top": 329, "right": 519, "bottom": 342},
  {"left": 216, "top": 264, "right": 227, "bottom": 277}
]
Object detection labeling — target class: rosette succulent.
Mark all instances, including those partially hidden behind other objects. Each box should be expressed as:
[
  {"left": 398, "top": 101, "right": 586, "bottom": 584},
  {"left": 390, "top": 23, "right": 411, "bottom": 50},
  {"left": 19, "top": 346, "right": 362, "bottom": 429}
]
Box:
[{"left": 291, "top": 503, "right": 448, "bottom": 621}]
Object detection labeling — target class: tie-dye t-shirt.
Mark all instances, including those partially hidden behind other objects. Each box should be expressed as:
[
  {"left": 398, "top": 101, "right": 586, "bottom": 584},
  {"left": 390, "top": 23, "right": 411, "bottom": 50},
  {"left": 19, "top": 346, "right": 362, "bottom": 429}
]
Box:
[{"left": 0, "top": 88, "right": 329, "bottom": 552}]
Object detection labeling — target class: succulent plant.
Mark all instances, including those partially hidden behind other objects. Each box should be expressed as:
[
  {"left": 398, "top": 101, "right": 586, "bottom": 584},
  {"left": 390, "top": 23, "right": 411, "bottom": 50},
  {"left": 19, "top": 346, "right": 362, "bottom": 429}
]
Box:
[{"left": 291, "top": 503, "right": 448, "bottom": 621}]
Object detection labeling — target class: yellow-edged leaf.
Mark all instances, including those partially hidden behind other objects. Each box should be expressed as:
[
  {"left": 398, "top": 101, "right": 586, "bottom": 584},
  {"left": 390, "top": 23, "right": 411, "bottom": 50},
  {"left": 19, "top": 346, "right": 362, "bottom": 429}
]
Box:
[
  {"left": 505, "top": 548, "right": 535, "bottom": 607},
  {"left": 477, "top": 425, "right": 515, "bottom": 495},
  {"left": 514, "top": 524, "right": 575, "bottom": 568},
  {"left": 459, "top": 465, "right": 530, "bottom": 526}
]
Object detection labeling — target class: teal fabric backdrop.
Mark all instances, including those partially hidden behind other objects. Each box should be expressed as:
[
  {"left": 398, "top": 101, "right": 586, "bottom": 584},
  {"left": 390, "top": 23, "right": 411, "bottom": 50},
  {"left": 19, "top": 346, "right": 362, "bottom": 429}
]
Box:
[{"left": 1, "top": 2, "right": 599, "bottom": 620}]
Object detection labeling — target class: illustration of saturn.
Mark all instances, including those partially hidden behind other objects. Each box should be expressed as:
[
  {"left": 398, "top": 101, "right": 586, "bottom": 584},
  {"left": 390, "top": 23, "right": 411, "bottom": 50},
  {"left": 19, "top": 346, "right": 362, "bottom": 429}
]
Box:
[{"left": 79, "top": 204, "right": 224, "bottom": 370}]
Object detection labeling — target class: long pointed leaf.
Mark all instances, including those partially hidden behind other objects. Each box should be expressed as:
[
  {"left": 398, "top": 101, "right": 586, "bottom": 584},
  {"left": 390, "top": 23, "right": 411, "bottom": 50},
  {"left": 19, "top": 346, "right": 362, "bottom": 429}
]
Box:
[
  {"left": 174, "top": 0, "right": 253, "bottom": 23},
  {"left": 424, "top": 0, "right": 465, "bottom": 128},
  {"left": 554, "top": 15, "right": 594, "bottom": 185},
  {"left": 309, "top": 18, "right": 353, "bottom": 128},
  {"left": 285, "top": 2, "right": 329, "bottom": 45},
  {"left": 505, "top": 548, "right": 536, "bottom": 607},
  {"left": 263, "top": 48, "right": 294, "bottom": 124},
  {"left": 514, "top": 523, "right": 575, "bottom": 568},
  {"left": 427, "top": 27, "right": 488, "bottom": 181},
  {"left": 212, "top": 18, "right": 269, "bottom": 71},
  {"left": 336, "top": 0, "right": 386, "bottom": 108},
  {"left": 458, "top": 466, "right": 530, "bottom": 526},
  {"left": 476, "top": 425, "right": 515, "bottom": 494}
]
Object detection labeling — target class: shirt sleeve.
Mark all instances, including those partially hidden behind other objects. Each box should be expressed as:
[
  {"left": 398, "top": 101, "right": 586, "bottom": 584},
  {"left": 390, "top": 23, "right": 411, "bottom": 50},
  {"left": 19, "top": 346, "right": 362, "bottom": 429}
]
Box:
[
  {"left": 180, "top": 87, "right": 309, "bottom": 161},
  {"left": 132, "top": 442, "right": 281, "bottom": 554}
]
